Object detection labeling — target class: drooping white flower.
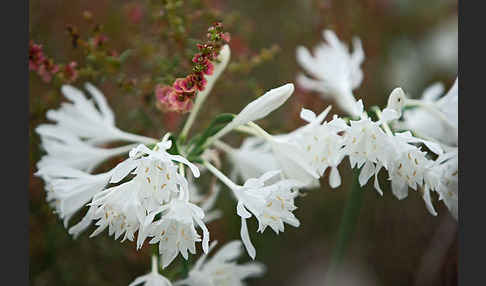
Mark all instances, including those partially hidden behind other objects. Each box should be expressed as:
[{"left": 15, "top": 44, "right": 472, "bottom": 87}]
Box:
[
  {"left": 290, "top": 108, "right": 349, "bottom": 188},
  {"left": 129, "top": 256, "right": 173, "bottom": 286},
  {"left": 204, "top": 162, "right": 302, "bottom": 259},
  {"left": 339, "top": 101, "right": 396, "bottom": 194},
  {"left": 37, "top": 83, "right": 157, "bottom": 146},
  {"left": 296, "top": 30, "right": 364, "bottom": 117},
  {"left": 37, "top": 136, "right": 136, "bottom": 172},
  {"left": 35, "top": 164, "right": 111, "bottom": 230},
  {"left": 398, "top": 78, "right": 458, "bottom": 146},
  {"left": 65, "top": 138, "right": 202, "bottom": 251},
  {"left": 260, "top": 106, "right": 335, "bottom": 188},
  {"left": 145, "top": 196, "right": 210, "bottom": 268},
  {"left": 386, "top": 137, "right": 435, "bottom": 201},
  {"left": 88, "top": 179, "right": 146, "bottom": 242},
  {"left": 425, "top": 149, "right": 458, "bottom": 219},
  {"left": 174, "top": 240, "right": 265, "bottom": 286}
]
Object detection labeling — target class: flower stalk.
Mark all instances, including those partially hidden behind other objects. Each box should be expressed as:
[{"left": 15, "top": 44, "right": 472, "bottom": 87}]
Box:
[{"left": 325, "top": 168, "right": 364, "bottom": 284}]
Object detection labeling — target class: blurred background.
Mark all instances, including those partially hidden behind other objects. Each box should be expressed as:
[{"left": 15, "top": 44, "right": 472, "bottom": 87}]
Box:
[{"left": 29, "top": 0, "right": 458, "bottom": 285}]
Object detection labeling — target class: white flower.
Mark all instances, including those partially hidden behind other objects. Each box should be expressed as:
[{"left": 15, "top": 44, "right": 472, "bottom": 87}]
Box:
[
  {"left": 37, "top": 136, "right": 137, "bottom": 173},
  {"left": 291, "top": 108, "right": 348, "bottom": 188},
  {"left": 262, "top": 107, "right": 335, "bottom": 188},
  {"left": 428, "top": 149, "right": 458, "bottom": 219},
  {"left": 296, "top": 29, "right": 364, "bottom": 117},
  {"left": 35, "top": 164, "right": 111, "bottom": 231},
  {"left": 208, "top": 83, "right": 294, "bottom": 143},
  {"left": 37, "top": 83, "right": 157, "bottom": 146},
  {"left": 129, "top": 256, "right": 173, "bottom": 286},
  {"left": 88, "top": 179, "right": 146, "bottom": 242},
  {"left": 340, "top": 102, "right": 394, "bottom": 194},
  {"left": 175, "top": 240, "right": 265, "bottom": 286},
  {"left": 64, "top": 138, "right": 203, "bottom": 256},
  {"left": 205, "top": 162, "right": 302, "bottom": 259},
  {"left": 399, "top": 78, "right": 458, "bottom": 146},
  {"left": 145, "top": 197, "right": 210, "bottom": 268},
  {"left": 386, "top": 137, "right": 434, "bottom": 200}
]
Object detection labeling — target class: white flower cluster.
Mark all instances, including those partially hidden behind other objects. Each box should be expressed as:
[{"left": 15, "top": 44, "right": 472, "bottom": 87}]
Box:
[
  {"left": 35, "top": 85, "right": 217, "bottom": 268},
  {"left": 34, "top": 78, "right": 293, "bottom": 284},
  {"left": 34, "top": 29, "right": 458, "bottom": 286},
  {"left": 287, "top": 29, "right": 458, "bottom": 219}
]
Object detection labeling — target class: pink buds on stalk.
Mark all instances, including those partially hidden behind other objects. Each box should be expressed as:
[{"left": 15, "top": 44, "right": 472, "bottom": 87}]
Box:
[{"left": 155, "top": 22, "right": 230, "bottom": 113}]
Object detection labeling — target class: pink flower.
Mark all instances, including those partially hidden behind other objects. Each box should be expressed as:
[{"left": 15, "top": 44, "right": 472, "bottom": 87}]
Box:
[
  {"left": 202, "top": 59, "right": 214, "bottom": 76},
  {"left": 37, "top": 59, "right": 59, "bottom": 83},
  {"left": 192, "top": 53, "right": 205, "bottom": 64},
  {"left": 172, "top": 78, "right": 186, "bottom": 93},
  {"left": 190, "top": 73, "right": 207, "bottom": 91},
  {"left": 64, "top": 61, "right": 78, "bottom": 83},
  {"left": 155, "top": 85, "right": 194, "bottom": 113},
  {"left": 181, "top": 76, "right": 198, "bottom": 93},
  {"left": 29, "top": 41, "right": 45, "bottom": 71}
]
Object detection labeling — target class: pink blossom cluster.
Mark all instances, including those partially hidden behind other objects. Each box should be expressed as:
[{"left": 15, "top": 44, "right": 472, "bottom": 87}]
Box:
[
  {"left": 156, "top": 22, "right": 230, "bottom": 113},
  {"left": 29, "top": 41, "right": 78, "bottom": 83},
  {"left": 29, "top": 41, "right": 59, "bottom": 83}
]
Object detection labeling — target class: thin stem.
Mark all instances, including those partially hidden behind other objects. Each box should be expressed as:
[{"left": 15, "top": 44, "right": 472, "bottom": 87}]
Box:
[
  {"left": 247, "top": 121, "right": 273, "bottom": 140},
  {"left": 235, "top": 125, "right": 263, "bottom": 137},
  {"left": 203, "top": 160, "right": 238, "bottom": 190},
  {"left": 325, "top": 168, "right": 363, "bottom": 284},
  {"left": 151, "top": 254, "right": 159, "bottom": 274},
  {"left": 181, "top": 256, "right": 190, "bottom": 278},
  {"left": 212, "top": 140, "right": 234, "bottom": 154},
  {"left": 180, "top": 93, "right": 207, "bottom": 143},
  {"left": 373, "top": 108, "right": 394, "bottom": 136},
  {"left": 203, "top": 124, "right": 264, "bottom": 150}
]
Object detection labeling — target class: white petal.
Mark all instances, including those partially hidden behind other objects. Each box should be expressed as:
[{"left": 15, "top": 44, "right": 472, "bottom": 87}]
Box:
[
  {"left": 240, "top": 217, "right": 256, "bottom": 259},
  {"left": 422, "top": 186, "right": 438, "bottom": 216},
  {"left": 359, "top": 161, "right": 375, "bottom": 186}
]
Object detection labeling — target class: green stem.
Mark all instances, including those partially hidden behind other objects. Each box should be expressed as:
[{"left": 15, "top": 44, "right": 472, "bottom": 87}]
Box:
[
  {"left": 181, "top": 256, "right": 190, "bottom": 278},
  {"left": 325, "top": 168, "right": 363, "bottom": 284}
]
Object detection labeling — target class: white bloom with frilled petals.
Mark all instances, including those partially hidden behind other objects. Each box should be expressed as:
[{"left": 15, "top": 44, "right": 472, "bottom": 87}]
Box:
[
  {"left": 37, "top": 83, "right": 157, "bottom": 146},
  {"left": 35, "top": 164, "right": 111, "bottom": 231},
  {"left": 145, "top": 196, "right": 210, "bottom": 268},
  {"left": 297, "top": 30, "right": 364, "bottom": 117}
]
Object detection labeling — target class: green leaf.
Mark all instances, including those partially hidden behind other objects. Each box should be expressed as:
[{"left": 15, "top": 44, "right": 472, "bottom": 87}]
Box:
[{"left": 187, "top": 113, "right": 235, "bottom": 157}]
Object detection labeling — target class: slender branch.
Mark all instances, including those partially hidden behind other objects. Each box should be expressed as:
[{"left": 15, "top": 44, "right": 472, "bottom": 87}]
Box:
[
  {"left": 212, "top": 140, "right": 234, "bottom": 154},
  {"left": 180, "top": 92, "right": 208, "bottom": 143},
  {"left": 203, "top": 160, "right": 238, "bottom": 190},
  {"left": 373, "top": 108, "right": 394, "bottom": 136}
]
